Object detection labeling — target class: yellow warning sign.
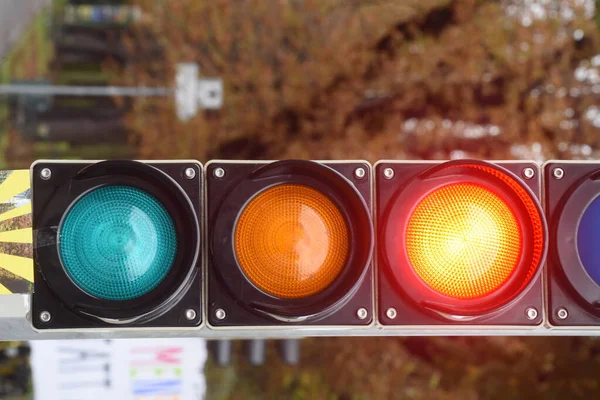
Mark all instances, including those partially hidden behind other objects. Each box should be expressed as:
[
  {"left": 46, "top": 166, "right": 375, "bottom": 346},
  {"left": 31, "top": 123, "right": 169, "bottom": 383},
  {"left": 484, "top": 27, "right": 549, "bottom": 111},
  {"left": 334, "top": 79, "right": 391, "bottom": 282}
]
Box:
[{"left": 0, "top": 170, "right": 33, "bottom": 294}]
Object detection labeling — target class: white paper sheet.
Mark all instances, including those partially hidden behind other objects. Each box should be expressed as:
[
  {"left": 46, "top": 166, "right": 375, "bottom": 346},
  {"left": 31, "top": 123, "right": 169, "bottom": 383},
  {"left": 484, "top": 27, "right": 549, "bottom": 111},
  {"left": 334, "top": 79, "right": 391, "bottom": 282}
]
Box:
[{"left": 31, "top": 338, "right": 207, "bottom": 400}]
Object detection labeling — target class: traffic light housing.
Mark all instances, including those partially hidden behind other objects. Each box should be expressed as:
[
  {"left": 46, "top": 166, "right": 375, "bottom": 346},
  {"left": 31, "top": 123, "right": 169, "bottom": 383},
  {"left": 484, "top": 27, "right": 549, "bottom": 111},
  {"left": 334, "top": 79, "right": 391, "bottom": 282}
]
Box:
[
  {"left": 376, "top": 160, "right": 547, "bottom": 327},
  {"left": 31, "top": 160, "right": 202, "bottom": 329},
  {"left": 206, "top": 160, "right": 374, "bottom": 328},
  {"left": 14, "top": 157, "right": 600, "bottom": 337},
  {"left": 545, "top": 161, "right": 600, "bottom": 327}
]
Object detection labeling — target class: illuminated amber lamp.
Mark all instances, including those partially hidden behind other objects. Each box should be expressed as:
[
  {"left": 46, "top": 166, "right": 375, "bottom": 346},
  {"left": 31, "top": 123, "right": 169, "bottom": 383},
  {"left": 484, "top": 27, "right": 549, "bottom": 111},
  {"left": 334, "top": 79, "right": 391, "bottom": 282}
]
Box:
[{"left": 208, "top": 160, "right": 373, "bottom": 327}]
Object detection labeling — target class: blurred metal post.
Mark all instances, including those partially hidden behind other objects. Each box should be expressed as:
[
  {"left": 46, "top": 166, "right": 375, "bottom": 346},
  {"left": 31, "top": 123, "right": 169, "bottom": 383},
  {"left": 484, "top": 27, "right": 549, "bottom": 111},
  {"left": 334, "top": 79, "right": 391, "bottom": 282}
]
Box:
[
  {"left": 0, "top": 85, "right": 169, "bottom": 97},
  {"left": 0, "top": 63, "right": 223, "bottom": 121},
  {"left": 246, "top": 339, "right": 266, "bottom": 366},
  {"left": 279, "top": 339, "right": 301, "bottom": 365},
  {"left": 211, "top": 340, "right": 232, "bottom": 367}
]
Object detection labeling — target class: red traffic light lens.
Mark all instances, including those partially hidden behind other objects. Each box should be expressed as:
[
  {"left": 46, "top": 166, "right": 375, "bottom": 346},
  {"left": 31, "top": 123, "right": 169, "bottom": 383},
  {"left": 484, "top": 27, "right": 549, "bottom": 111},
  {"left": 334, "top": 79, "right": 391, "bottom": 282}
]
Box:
[
  {"left": 381, "top": 161, "right": 547, "bottom": 315},
  {"left": 406, "top": 183, "right": 522, "bottom": 299}
]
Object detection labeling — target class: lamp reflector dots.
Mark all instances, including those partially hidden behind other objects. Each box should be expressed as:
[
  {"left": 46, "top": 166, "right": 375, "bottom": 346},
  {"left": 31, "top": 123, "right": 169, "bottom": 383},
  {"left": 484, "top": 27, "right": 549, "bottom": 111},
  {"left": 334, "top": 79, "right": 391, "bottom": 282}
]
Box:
[
  {"left": 405, "top": 183, "right": 522, "bottom": 299},
  {"left": 234, "top": 184, "right": 349, "bottom": 299},
  {"left": 59, "top": 185, "right": 177, "bottom": 301},
  {"left": 577, "top": 195, "right": 600, "bottom": 286}
]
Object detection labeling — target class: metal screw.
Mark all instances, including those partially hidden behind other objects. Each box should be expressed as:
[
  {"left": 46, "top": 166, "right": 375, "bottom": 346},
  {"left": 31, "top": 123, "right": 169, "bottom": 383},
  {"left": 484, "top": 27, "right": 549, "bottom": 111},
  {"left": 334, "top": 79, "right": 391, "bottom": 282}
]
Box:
[
  {"left": 553, "top": 168, "right": 564, "bottom": 180},
  {"left": 522, "top": 167, "right": 535, "bottom": 180},
  {"left": 215, "top": 308, "right": 226, "bottom": 320},
  {"left": 383, "top": 168, "right": 395, "bottom": 179},
  {"left": 386, "top": 307, "right": 397, "bottom": 320},
  {"left": 356, "top": 308, "right": 368, "bottom": 320},
  {"left": 556, "top": 308, "right": 568, "bottom": 320},
  {"left": 185, "top": 309, "right": 197, "bottom": 320},
  {"left": 525, "top": 307, "right": 538, "bottom": 320},
  {"left": 213, "top": 168, "right": 225, "bottom": 179},
  {"left": 39, "top": 311, "right": 51, "bottom": 323},
  {"left": 184, "top": 167, "right": 196, "bottom": 179},
  {"left": 354, "top": 167, "right": 366, "bottom": 180},
  {"left": 40, "top": 168, "right": 51, "bottom": 180}
]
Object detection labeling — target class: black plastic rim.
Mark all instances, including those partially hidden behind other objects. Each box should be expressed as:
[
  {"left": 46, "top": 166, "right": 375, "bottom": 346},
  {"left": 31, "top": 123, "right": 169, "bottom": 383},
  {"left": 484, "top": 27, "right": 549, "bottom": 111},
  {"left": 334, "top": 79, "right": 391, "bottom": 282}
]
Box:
[
  {"left": 34, "top": 160, "right": 200, "bottom": 324},
  {"left": 554, "top": 170, "right": 600, "bottom": 314},
  {"left": 380, "top": 160, "right": 547, "bottom": 318},
  {"left": 210, "top": 160, "right": 373, "bottom": 321}
]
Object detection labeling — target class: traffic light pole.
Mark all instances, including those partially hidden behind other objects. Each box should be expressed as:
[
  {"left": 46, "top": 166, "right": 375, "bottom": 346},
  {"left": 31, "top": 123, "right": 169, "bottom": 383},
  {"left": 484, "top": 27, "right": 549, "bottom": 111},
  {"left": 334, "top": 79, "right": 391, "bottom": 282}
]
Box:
[
  {"left": 0, "top": 63, "right": 223, "bottom": 121},
  {"left": 0, "top": 84, "right": 170, "bottom": 97}
]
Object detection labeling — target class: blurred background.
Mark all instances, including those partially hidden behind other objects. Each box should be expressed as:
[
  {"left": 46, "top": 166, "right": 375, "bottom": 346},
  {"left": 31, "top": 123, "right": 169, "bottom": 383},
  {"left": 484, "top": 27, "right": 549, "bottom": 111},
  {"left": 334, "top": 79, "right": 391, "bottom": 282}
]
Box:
[{"left": 2, "top": 0, "right": 600, "bottom": 399}]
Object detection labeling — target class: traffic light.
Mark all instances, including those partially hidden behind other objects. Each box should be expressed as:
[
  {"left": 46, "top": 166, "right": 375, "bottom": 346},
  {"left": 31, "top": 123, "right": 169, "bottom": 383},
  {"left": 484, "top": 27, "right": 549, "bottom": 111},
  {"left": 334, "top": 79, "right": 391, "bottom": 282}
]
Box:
[
  {"left": 545, "top": 161, "right": 600, "bottom": 327},
  {"left": 206, "top": 160, "right": 373, "bottom": 327},
  {"left": 31, "top": 160, "right": 202, "bottom": 329},
  {"left": 376, "top": 160, "right": 547, "bottom": 327},
  {"left": 18, "top": 157, "right": 600, "bottom": 337}
]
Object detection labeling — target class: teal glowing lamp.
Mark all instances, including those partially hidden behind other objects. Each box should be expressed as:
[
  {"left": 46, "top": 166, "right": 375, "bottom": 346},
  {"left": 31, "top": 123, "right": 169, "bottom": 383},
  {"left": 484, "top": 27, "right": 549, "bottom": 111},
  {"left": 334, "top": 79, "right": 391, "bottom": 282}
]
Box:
[{"left": 59, "top": 185, "right": 177, "bottom": 301}]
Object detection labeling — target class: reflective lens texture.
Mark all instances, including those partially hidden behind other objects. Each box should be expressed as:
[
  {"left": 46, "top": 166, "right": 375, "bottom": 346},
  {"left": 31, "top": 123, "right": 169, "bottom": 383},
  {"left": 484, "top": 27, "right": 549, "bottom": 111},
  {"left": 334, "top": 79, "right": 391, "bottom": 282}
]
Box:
[
  {"left": 577, "top": 195, "right": 600, "bottom": 286},
  {"left": 234, "top": 184, "right": 349, "bottom": 299},
  {"left": 406, "top": 183, "right": 522, "bottom": 299},
  {"left": 59, "top": 185, "right": 177, "bottom": 301}
]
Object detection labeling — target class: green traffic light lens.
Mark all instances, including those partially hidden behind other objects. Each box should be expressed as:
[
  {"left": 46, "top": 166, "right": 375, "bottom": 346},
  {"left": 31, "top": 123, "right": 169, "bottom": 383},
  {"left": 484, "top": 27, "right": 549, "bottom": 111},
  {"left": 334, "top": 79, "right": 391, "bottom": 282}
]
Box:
[{"left": 59, "top": 185, "right": 177, "bottom": 301}]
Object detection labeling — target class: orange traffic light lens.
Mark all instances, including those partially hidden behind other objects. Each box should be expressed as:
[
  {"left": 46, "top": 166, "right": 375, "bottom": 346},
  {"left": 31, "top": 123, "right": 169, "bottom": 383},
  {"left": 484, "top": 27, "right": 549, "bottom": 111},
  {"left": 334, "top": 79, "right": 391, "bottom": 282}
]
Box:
[
  {"left": 406, "top": 183, "right": 522, "bottom": 299},
  {"left": 234, "top": 184, "right": 349, "bottom": 299}
]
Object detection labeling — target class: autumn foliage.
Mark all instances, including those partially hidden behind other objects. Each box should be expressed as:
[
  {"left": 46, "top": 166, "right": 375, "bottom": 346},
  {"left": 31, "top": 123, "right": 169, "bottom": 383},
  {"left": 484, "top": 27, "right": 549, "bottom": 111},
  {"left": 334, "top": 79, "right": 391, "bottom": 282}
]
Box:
[
  {"left": 115, "top": 2, "right": 600, "bottom": 398},
  {"left": 118, "top": 0, "right": 600, "bottom": 163}
]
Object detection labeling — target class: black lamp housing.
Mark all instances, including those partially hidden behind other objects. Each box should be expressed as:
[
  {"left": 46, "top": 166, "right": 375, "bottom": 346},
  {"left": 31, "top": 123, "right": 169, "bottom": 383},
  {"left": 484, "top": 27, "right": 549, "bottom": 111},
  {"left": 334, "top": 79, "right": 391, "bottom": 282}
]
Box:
[
  {"left": 31, "top": 160, "right": 202, "bottom": 329},
  {"left": 206, "top": 160, "right": 374, "bottom": 327},
  {"left": 545, "top": 161, "right": 600, "bottom": 327},
  {"left": 376, "top": 160, "right": 547, "bottom": 326}
]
